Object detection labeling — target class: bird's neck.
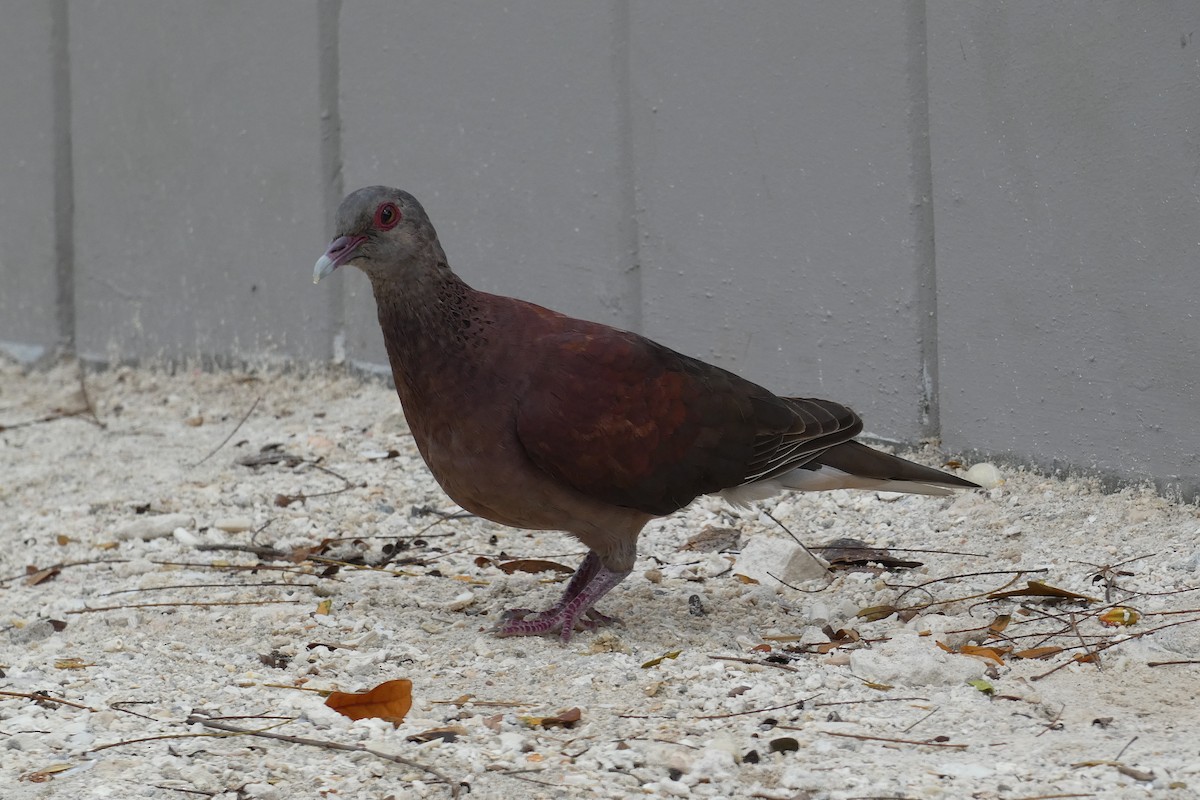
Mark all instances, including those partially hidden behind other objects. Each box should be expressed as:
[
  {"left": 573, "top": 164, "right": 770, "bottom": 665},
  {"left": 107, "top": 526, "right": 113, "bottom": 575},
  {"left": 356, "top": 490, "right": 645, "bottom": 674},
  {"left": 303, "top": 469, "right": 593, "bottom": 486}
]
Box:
[{"left": 370, "top": 263, "right": 487, "bottom": 408}]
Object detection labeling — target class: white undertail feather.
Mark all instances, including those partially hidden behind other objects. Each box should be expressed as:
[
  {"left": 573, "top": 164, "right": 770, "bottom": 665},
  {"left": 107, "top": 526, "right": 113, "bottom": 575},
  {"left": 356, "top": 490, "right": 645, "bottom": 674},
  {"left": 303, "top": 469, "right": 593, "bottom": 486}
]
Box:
[{"left": 718, "top": 465, "right": 956, "bottom": 508}]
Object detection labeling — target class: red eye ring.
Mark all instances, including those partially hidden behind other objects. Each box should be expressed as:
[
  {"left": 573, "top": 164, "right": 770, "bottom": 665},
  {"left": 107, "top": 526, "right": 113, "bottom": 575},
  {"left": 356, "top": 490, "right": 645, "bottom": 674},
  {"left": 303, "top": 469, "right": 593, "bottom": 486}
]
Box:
[{"left": 375, "top": 202, "right": 401, "bottom": 230}]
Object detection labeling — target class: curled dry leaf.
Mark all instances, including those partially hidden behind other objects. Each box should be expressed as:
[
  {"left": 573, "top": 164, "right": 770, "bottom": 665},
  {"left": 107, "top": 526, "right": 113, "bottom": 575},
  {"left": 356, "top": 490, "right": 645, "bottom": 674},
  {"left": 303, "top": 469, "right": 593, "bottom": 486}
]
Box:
[
  {"left": 820, "top": 538, "right": 922, "bottom": 570},
  {"left": 679, "top": 526, "right": 741, "bottom": 553},
  {"left": 324, "top": 678, "right": 413, "bottom": 725},
  {"left": 988, "top": 580, "right": 1097, "bottom": 604},
  {"left": 641, "top": 650, "right": 682, "bottom": 669},
  {"left": 856, "top": 605, "right": 897, "bottom": 622},
  {"left": 519, "top": 707, "right": 582, "bottom": 729},
  {"left": 20, "top": 763, "right": 73, "bottom": 783},
  {"left": 24, "top": 566, "right": 62, "bottom": 587},
  {"left": 1099, "top": 607, "right": 1140, "bottom": 627},
  {"left": 407, "top": 725, "right": 467, "bottom": 744},
  {"left": 495, "top": 559, "right": 574, "bottom": 576},
  {"left": 1013, "top": 646, "right": 1063, "bottom": 660},
  {"left": 939, "top": 643, "right": 1009, "bottom": 665}
]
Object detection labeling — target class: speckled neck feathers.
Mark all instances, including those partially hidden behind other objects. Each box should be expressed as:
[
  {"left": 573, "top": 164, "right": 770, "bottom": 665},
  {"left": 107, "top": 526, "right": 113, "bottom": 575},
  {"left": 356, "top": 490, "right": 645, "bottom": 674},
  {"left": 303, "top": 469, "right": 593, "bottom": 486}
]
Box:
[{"left": 369, "top": 259, "right": 493, "bottom": 412}]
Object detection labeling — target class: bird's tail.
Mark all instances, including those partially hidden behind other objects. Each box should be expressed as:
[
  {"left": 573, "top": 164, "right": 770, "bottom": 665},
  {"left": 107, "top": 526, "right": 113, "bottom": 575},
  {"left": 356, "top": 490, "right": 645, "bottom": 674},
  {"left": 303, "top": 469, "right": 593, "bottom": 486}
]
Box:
[
  {"left": 802, "top": 440, "right": 978, "bottom": 495},
  {"left": 719, "top": 440, "right": 977, "bottom": 506}
]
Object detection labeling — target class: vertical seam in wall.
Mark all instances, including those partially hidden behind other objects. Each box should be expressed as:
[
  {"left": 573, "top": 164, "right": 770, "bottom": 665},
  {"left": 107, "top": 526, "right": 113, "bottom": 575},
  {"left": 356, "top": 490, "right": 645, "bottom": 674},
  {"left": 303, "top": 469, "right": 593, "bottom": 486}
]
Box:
[
  {"left": 614, "top": 0, "right": 643, "bottom": 333},
  {"left": 907, "top": 0, "right": 940, "bottom": 439},
  {"left": 51, "top": 0, "right": 75, "bottom": 356},
  {"left": 318, "top": 0, "right": 344, "bottom": 361}
]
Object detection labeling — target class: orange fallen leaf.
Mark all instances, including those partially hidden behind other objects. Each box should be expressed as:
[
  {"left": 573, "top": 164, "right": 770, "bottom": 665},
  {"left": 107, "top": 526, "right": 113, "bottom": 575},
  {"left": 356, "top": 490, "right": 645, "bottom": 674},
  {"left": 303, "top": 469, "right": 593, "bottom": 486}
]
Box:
[
  {"left": 325, "top": 678, "right": 413, "bottom": 724},
  {"left": 1099, "top": 607, "right": 1140, "bottom": 627},
  {"left": 959, "top": 644, "right": 1009, "bottom": 664},
  {"left": 1013, "top": 646, "right": 1063, "bottom": 660},
  {"left": 314, "top": 599, "right": 333, "bottom": 615}
]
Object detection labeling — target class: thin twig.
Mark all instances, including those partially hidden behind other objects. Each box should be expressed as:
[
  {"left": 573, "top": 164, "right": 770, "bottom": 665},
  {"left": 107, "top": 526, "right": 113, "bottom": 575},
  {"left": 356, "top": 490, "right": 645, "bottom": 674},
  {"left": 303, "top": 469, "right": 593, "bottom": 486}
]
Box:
[
  {"left": 193, "top": 395, "right": 260, "bottom": 466},
  {"left": 76, "top": 362, "right": 106, "bottom": 428},
  {"left": 707, "top": 654, "right": 799, "bottom": 673},
  {"left": 822, "top": 730, "right": 968, "bottom": 749},
  {"left": 695, "top": 695, "right": 815, "bottom": 720},
  {"left": 187, "top": 714, "right": 465, "bottom": 798},
  {"left": 0, "top": 690, "right": 98, "bottom": 712},
  {"left": 66, "top": 599, "right": 304, "bottom": 614},
  {"left": 1114, "top": 735, "right": 1138, "bottom": 761}
]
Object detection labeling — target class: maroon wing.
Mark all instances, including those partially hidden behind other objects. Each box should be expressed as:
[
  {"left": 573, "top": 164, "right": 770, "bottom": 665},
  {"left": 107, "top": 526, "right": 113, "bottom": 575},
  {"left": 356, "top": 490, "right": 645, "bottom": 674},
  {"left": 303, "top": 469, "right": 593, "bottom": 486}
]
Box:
[{"left": 513, "top": 322, "right": 862, "bottom": 516}]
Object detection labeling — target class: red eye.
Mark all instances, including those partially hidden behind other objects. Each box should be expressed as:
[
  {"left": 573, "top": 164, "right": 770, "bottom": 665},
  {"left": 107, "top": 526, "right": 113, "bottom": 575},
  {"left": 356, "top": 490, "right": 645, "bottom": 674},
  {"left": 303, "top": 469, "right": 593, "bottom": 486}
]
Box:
[{"left": 375, "top": 202, "right": 401, "bottom": 230}]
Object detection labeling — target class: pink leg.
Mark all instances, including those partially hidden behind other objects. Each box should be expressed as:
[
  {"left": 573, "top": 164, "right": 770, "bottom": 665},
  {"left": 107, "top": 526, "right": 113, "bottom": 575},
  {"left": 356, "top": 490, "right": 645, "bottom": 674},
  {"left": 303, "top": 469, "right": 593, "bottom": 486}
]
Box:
[{"left": 497, "top": 551, "right": 631, "bottom": 643}]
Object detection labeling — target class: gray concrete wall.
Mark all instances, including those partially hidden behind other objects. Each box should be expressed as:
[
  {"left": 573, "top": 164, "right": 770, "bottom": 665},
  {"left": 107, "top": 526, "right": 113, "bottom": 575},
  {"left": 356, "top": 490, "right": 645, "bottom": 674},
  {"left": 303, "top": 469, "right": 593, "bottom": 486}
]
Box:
[{"left": 1, "top": 1, "right": 1197, "bottom": 498}]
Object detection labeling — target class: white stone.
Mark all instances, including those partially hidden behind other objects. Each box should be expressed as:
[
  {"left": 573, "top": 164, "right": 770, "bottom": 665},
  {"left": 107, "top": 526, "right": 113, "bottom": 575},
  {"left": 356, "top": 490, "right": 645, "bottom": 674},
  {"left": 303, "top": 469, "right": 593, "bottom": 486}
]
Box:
[
  {"left": 113, "top": 513, "right": 194, "bottom": 540},
  {"left": 733, "top": 536, "right": 827, "bottom": 587},
  {"left": 964, "top": 462, "right": 1003, "bottom": 489},
  {"left": 213, "top": 516, "right": 253, "bottom": 533}
]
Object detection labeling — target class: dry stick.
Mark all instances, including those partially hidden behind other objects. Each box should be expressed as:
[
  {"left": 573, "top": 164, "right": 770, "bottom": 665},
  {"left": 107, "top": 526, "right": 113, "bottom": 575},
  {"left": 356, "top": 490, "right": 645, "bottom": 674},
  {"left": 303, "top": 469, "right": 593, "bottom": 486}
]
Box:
[
  {"left": 150, "top": 560, "right": 325, "bottom": 576},
  {"left": 66, "top": 599, "right": 303, "bottom": 615},
  {"left": 0, "top": 558, "right": 131, "bottom": 588},
  {"left": 186, "top": 715, "right": 465, "bottom": 799},
  {"left": 821, "top": 730, "right": 968, "bottom": 749},
  {"left": 890, "top": 568, "right": 1046, "bottom": 608},
  {"left": 1067, "top": 611, "right": 1100, "bottom": 671},
  {"left": 98, "top": 581, "right": 317, "bottom": 596},
  {"left": 1114, "top": 735, "right": 1138, "bottom": 761},
  {"left": 193, "top": 394, "right": 260, "bottom": 466},
  {"left": 708, "top": 654, "right": 799, "bottom": 673},
  {"left": 76, "top": 362, "right": 106, "bottom": 428},
  {"left": 0, "top": 690, "right": 98, "bottom": 712},
  {"left": 900, "top": 706, "right": 940, "bottom": 734},
  {"left": 153, "top": 786, "right": 215, "bottom": 797},
  {"left": 0, "top": 368, "right": 103, "bottom": 432},
  {"left": 760, "top": 509, "right": 824, "bottom": 566},
  {"left": 696, "top": 695, "right": 816, "bottom": 720},
  {"left": 1035, "top": 704, "right": 1066, "bottom": 737},
  {"left": 813, "top": 696, "right": 929, "bottom": 708},
  {"left": 194, "top": 543, "right": 290, "bottom": 559},
  {"left": 1147, "top": 658, "right": 1200, "bottom": 667}
]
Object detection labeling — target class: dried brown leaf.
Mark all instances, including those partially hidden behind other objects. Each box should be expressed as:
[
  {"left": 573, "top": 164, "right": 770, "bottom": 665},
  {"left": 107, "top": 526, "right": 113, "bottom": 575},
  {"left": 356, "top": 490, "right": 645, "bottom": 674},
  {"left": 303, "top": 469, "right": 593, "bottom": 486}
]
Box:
[
  {"left": 1013, "top": 646, "right": 1064, "bottom": 660},
  {"left": 24, "top": 566, "right": 61, "bottom": 587},
  {"left": 641, "top": 650, "right": 682, "bottom": 669},
  {"left": 496, "top": 559, "right": 574, "bottom": 575},
  {"left": 988, "top": 580, "right": 1097, "bottom": 603},
  {"left": 959, "top": 644, "right": 1009, "bottom": 664},
  {"left": 325, "top": 678, "right": 413, "bottom": 724},
  {"left": 820, "top": 538, "right": 922, "bottom": 570},
  {"left": 679, "top": 526, "right": 741, "bottom": 553},
  {"left": 406, "top": 725, "right": 467, "bottom": 744},
  {"left": 856, "top": 605, "right": 897, "bottom": 622},
  {"left": 519, "top": 707, "right": 582, "bottom": 729}
]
